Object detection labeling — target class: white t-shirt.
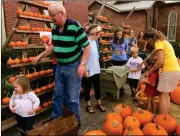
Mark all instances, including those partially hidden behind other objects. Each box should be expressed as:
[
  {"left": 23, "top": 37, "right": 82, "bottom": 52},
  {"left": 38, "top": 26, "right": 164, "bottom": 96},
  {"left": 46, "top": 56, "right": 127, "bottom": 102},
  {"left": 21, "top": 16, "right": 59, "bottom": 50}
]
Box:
[
  {"left": 86, "top": 40, "right": 101, "bottom": 77},
  {"left": 9, "top": 91, "right": 40, "bottom": 117},
  {"left": 126, "top": 56, "right": 145, "bottom": 79}
]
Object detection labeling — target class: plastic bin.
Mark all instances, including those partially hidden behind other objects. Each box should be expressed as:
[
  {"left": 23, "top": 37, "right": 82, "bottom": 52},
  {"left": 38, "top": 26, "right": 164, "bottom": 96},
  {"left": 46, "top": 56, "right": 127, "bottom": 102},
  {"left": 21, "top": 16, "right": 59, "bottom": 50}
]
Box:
[{"left": 100, "top": 66, "right": 128, "bottom": 100}]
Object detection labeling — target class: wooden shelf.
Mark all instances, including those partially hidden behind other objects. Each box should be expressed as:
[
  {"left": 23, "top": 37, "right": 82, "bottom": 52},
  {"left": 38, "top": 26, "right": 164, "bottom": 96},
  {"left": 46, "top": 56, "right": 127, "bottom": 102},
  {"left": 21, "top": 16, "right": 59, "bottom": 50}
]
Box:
[
  {"left": 101, "top": 27, "right": 112, "bottom": 30},
  {"left": 8, "top": 57, "right": 52, "bottom": 68},
  {"left": 2, "top": 105, "right": 52, "bottom": 131},
  {"left": 18, "top": 1, "right": 48, "bottom": 10},
  {"left": 15, "top": 29, "right": 40, "bottom": 34},
  {"left": 10, "top": 44, "right": 45, "bottom": 49},
  {"left": 98, "top": 19, "right": 109, "bottom": 23},
  {"left": 18, "top": 14, "right": 53, "bottom": 23},
  {"left": 101, "top": 35, "right": 113, "bottom": 38},
  {"left": 2, "top": 88, "right": 54, "bottom": 110}
]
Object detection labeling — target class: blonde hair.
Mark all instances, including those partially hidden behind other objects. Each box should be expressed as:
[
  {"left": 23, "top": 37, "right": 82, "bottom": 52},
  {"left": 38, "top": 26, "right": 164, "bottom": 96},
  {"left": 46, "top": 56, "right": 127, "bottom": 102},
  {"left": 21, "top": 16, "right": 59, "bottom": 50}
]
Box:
[
  {"left": 144, "top": 28, "right": 167, "bottom": 41},
  {"left": 130, "top": 46, "right": 139, "bottom": 54},
  {"left": 88, "top": 24, "right": 102, "bottom": 35},
  {"left": 48, "top": 3, "right": 66, "bottom": 17},
  {"left": 13, "top": 76, "right": 30, "bottom": 93}
]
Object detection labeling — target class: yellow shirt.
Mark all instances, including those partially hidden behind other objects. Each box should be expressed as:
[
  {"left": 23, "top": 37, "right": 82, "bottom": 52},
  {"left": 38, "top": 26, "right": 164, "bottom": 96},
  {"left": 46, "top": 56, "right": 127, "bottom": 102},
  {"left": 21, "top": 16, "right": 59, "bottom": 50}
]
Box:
[{"left": 155, "top": 40, "right": 180, "bottom": 72}]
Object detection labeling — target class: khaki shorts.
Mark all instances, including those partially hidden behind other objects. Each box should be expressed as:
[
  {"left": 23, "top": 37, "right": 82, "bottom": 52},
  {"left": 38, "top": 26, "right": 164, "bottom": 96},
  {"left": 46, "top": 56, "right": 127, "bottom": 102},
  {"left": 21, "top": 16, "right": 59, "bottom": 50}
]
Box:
[{"left": 157, "top": 71, "right": 180, "bottom": 93}]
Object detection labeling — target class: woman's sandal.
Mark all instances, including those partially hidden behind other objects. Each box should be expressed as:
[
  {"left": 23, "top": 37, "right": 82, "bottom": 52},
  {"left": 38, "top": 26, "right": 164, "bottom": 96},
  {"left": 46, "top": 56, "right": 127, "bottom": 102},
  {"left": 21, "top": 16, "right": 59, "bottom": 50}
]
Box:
[
  {"left": 86, "top": 105, "right": 95, "bottom": 114},
  {"left": 97, "top": 104, "right": 106, "bottom": 112}
]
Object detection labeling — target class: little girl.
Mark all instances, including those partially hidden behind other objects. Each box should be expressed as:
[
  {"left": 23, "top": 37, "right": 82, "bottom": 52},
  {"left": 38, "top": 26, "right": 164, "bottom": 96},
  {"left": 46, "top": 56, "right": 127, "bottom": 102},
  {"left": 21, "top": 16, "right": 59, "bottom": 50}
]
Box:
[
  {"left": 9, "top": 76, "right": 40, "bottom": 136},
  {"left": 139, "top": 59, "right": 159, "bottom": 113}
]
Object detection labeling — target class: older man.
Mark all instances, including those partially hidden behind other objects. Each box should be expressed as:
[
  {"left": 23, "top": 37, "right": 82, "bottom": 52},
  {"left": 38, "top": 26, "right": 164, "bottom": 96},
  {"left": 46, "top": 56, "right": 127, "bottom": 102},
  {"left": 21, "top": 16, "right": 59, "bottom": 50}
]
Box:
[{"left": 33, "top": 4, "right": 90, "bottom": 127}]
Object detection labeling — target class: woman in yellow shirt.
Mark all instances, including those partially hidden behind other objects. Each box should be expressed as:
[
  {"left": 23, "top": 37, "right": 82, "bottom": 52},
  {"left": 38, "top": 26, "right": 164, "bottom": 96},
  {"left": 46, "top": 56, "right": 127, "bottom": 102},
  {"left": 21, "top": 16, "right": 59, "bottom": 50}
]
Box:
[{"left": 141, "top": 28, "right": 180, "bottom": 114}]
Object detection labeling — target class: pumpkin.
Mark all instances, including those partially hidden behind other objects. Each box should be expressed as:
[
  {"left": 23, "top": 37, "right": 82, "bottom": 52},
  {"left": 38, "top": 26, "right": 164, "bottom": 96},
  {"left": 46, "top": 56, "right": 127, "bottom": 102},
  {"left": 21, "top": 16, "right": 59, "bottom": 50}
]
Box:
[
  {"left": 132, "top": 108, "right": 153, "bottom": 126},
  {"left": 46, "top": 69, "right": 53, "bottom": 75},
  {"left": 7, "top": 58, "right": 15, "bottom": 65},
  {"left": 123, "top": 127, "right": 144, "bottom": 136},
  {"left": 32, "top": 68, "right": 39, "bottom": 78},
  {"left": 2, "top": 97, "right": 11, "bottom": 105},
  {"left": 42, "top": 102, "right": 49, "bottom": 108},
  {"left": 33, "top": 13, "right": 39, "bottom": 17},
  {"left": 38, "top": 14, "right": 42, "bottom": 18},
  {"left": 24, "top": 26, "right": 30, "bottom": 31},
  {"left": 42, "top": 14, "right": 46, "bottom": 18},
  {"left": 40, "top": 35, "right": 50, "bottom": 44},
  {"left": 102, "top": 119, "right": 123, "bottom": 135},
  {"left": 16, "top": 9, "right": 23, "bottom": 15},
  {"left": 43, "top": 27, "right": 48, "bottom": 32},
  {"left": 176, "top": 125, "right": 180, "bottom": 136},
  {"left": 35, "top": 106, "right": 41, "bottom": 112},
  {"left": 51, "top": 81, "right": 55, "bottom": 86},
  {"left": 154, "top": 114, "right": 177, "bottom": 134},
  {"left": 16, "top": 41, "right": 23, "bottom": 47},
  {"left": 84, "top": 130, "right": 106, "bottom": 136},
  {"left": 139, "top": 84, "right": 146, "bottom": 91},
  {"left": 170, "top": 86, "right": 180, "bottom": 105},
  {"left": 47, "top": 100, "right": 52, "bottom": 105},
  {"left": 21, "top": 53, "right": 29, "bottom": 63},
  {"left": 34, "top": 83, "right": 41, "bottom": 94},
  {"left": 25, "top": 69, "right": 34, "bottom": 79},
  {"left": 9, "top": 76, "right": 15, "bottom": 83},
  {"left": 49, "top": 82, "right": 54, "bottom": 88},
  {"left": 28, "top": 56, "right": 36, "bottom": 62},
  {"left": 18, "top": 26, "right": 26, "bottom": 30},
  {"left": 39, "top": 70, "right": 46, "bottom": 76},
  {"left": 27, "top": 12, "right": 33, "bottom": 16},
  {"left": 102, "top": 57, "right": 106, "bottom": 62},
  {"left": 107, "top": 55, "right": 112, "bottom": 60},
  {"left": 22, "top": 42, "right": 28, "bottom": 47},
  {"left": 31, "top": 27, "right": 36, "bottom": 31},
  {"left": 41, "top": 86, "right": 48, "bottom": 91},
  {"left": 104, "top": 112, "right": 123, "bottom": 123},
  {"left": 113, "top": 104, "right": 132, "bottom": 119},
  {"left": 14, "top": 58, "right": 21, "bottom": 64},
  {"left": 9, "top": 41, "right": 16, "bottom": 47},
  {"left": 142, "top": 123, "right": 168, "bottom": 136},
  {"left": 177, "top": 81, "right": 180, "bottom": 87},
  {"left": 23, "top": 11, "right": 29, "bottom": 16},
  {"left": 123, "top": 116, "right": 140, "bottom": 129}
]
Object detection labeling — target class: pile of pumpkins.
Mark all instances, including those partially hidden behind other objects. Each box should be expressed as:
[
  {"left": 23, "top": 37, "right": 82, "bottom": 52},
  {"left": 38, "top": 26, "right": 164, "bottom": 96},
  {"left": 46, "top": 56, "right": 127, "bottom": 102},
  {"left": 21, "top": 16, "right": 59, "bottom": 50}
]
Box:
[
  {"left": 32, "top": 0, "right": 51, "bottom": 7},
  {"left": 170, "top": 81, "right": 180, "bottom": 105},
  {"left": 17, "top": 25, "right": 52, "bottom": 32},
  {"left": 33, "top": 81, "right": 55, "bottom": 94},
  {"left": 35, "top": 100, "right": 52, "bottom": 113},
  {"left": 84, "top": 103, "right": 180, "bottom": 136},
  {"left": 17, "top": 9, "right": 51, "bottom": 19},
  {"left": 9, "top": 41, "right": 28, "bottom": 47},
  {"left": 8, "top": 68, "right": 53, "bottom": 83}
]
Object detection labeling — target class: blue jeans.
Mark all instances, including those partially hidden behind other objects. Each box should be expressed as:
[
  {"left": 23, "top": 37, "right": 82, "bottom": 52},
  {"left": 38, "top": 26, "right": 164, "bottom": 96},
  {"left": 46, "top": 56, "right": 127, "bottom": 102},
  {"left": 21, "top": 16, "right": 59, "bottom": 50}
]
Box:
[{"left": 51, "top": 61, "right": 81, "bottom": 123}]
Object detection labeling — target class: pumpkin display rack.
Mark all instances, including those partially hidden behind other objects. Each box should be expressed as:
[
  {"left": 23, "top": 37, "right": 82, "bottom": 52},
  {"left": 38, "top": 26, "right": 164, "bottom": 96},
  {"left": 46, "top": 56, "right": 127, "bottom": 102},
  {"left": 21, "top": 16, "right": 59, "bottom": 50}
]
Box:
[
  {"left": 97, "top": 16, "right": 113, "bottom": 68},
  {"left": 2, "top": 0, "right": 55, "bottom": 131}
]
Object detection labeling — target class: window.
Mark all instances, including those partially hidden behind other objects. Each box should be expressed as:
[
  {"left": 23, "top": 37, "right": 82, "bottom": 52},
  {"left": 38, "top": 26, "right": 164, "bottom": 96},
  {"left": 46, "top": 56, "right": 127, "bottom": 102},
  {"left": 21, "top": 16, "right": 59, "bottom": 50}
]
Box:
[{"left": 167, "top": 10, "right": 177, "bottom": 41}]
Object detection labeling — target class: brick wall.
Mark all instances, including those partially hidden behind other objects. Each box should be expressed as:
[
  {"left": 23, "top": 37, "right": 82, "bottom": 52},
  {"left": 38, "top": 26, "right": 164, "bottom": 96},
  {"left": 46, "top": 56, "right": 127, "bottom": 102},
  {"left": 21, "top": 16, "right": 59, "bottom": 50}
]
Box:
[
  {"left": 157, "top": 3, "right": 180, "bottom": 41},
  {"left": 89, "top": 2, "right": 147, "bottom": 37},
  {"left": 3, "top": 1, "right": 88, "bottom": 43}
]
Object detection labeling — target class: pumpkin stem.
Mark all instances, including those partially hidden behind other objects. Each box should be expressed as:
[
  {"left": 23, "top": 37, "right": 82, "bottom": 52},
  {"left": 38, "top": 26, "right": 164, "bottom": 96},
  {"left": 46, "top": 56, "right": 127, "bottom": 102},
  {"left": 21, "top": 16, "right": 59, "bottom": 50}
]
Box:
[
  {"left": 164, "top": 116, "right": 167, "bottom": 120},
  {"left": 128, "top": 126, "right": 132, "bottom": 131},
  {"left": 127, "top": 132, "right": 132, "bottom": 136},
  {"left": 32, "top": 67, "right": 36, "bottom": 73},
  {"left": 112, "top": 120, "right": 119, "bottom": 128},
  {"left": 132, "top": 117, "right": 136, "bottom": 122},
  {"left": 156, "top": 124, "right": 160, "bottom": 130},
  {"left": 122, "top": 103, "right": 126, "bottom": 108}
]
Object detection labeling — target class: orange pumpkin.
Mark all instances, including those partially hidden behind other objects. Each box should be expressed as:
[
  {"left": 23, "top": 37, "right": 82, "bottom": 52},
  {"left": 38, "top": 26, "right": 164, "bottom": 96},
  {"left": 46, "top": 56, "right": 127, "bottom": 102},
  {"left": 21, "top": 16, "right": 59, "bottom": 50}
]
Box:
[
  {"left": 39, "top": 70, "right": 46, "bottom": 76},
  {"left": 2, "top": 97, "right": 11, "bottom": 105},
  {"left": 31, "top": 27, "right": 36, "bottom": 31},
  {"left": 154, "top": 114, "right": 177, "bottom": 135},
  {"left": 21, "top": 57, "right": 29, "bottom": 63},
  {"left": 9, "top": 76, "right": 15, "bottom": 83},
  {"left": 113, "top": 104, "right": 132, "bottom": 119},
  {"left": 16, "top": 9, "right": 23, "bottom": 15},
  {"left": 40, "top": 35, "right": 50, "bottom": 44},
  {"left": 24, "top": 26, "right": 30, "bottom": 31},
  {"left": 35, "top": 88, "right": 41, "bottom": 94},
  {"left": 170, "top": 86, "right": 180, "bottom": 105},
  {"left": 41, "top": 86, "right": 48, "bottom": 91},
  {"left": 22, "top": 42, "right": 28, "bottom": 47},
  {"left": 7, "top": 58, "right": 15, "bottom": 65},
  {"left": 47, "top": 100, "right": 52, "bottom": 105},
  {"left": 123, "top": 127, "right": 144, "bottom": 136},
  {"left": 38, "top": 14, "right": 42, "bottom": 18},
  {"left": 42, "top": 14, "right": 47, "bottom": 18},
  {"left": 16, "top": 41, "right": 23, "bottom": 47},
  {"left": 28, "top": 56, "right": 36, "bottom": 62},
  {"left": 176, "top": 125, "right": 180, "bottom": 136},
  {"left": 43, "top": 27, "right": 48, "bottom": 32},
  {"left": 84, "top": 130, "right": 106, "bottom": 136},
  {"left": 23, "top": 11, "right": 29, "bottom": 16},
  {"left": 18, "top": 26, "right": 26, "bottom": 30},
  {"left": 32, "top": 68, "right": 39, "bottom": 78},
  {"left": 123, "top": 116, "right": 140, "bottom": 129},
  {"left": 27, "top": 12, "right": 33, "bottom": 16},
  {"left": 46, "top": 69, "right": 53, "bottom": 75},
  {"left": 42, "top": 102, "right": 49, "bottom": 108},
  {"left": 102, "top": 119, "right": 123, "bottom": 135},
  {"left": 104, "top": 112, "right": 123, "bottom": 123},
  {"left": 9, "top": 41, "right": 16, "bottom": 47},
  {"left": 132, "top": 108, "right": 153, "bottom": 126},
  {"left": 33, "top": 13, "right": 39, "bottom": 17},
  {"left": 14, "top": 58, "right": 21, "bottom": 64},
  {"left": 142, "top": 123, "right": 168, "bottom": 136}
]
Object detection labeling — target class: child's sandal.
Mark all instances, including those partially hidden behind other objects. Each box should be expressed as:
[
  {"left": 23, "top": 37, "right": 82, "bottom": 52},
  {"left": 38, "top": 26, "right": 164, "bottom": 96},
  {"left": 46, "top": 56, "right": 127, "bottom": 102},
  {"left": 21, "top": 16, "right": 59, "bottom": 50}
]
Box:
[{"left": 97, "top": 104, "right": 106, "bottom": 112}]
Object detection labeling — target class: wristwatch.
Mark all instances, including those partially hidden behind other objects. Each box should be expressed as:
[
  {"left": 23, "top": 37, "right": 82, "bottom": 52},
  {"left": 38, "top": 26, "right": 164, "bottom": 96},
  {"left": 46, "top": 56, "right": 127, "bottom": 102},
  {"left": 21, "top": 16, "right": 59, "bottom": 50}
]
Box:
[{"left": 80, "top": 62, "right": 86, "bottom": 65}]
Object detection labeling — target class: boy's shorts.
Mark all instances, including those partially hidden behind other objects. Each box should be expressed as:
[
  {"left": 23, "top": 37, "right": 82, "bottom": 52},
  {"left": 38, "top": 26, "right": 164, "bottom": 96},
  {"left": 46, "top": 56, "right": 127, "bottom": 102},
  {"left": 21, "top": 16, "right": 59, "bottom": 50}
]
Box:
[{"left": 128, "top": 79, "right": 139, "bottom": 88}]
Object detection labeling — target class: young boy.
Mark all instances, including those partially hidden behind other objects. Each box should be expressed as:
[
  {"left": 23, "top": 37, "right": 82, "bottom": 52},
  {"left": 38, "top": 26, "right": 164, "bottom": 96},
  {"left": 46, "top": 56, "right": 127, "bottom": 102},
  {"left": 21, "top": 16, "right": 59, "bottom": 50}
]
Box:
[{"left": 126, "top": 46, "right": 145, "bottom": 97}]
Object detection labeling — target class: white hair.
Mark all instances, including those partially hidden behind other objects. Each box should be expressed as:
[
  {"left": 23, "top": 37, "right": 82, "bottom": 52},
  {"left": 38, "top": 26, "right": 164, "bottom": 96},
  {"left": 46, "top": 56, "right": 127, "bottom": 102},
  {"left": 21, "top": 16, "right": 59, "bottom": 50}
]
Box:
[{"left": 48, "top": 3, "right": 66, "bottom": 16}]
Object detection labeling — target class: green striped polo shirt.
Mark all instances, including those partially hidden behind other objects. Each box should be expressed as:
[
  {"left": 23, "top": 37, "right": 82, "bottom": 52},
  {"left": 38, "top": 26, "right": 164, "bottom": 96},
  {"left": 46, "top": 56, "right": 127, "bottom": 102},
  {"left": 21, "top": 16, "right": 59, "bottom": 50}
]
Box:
[{"left": 52, "top": 18, "right": 89, "bottom": 64}]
